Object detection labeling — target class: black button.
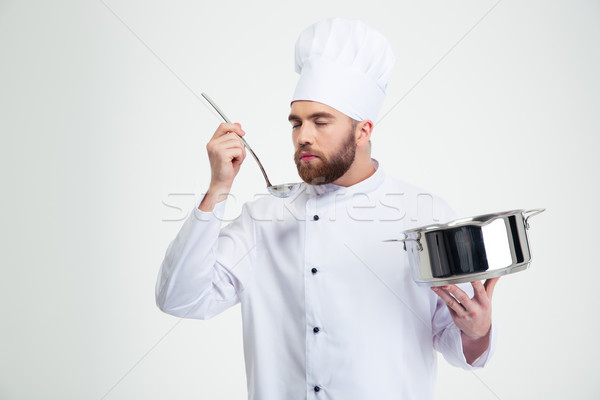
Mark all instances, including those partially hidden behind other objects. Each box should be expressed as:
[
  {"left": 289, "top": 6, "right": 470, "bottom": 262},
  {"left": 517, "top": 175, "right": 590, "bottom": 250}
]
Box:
[
  {"left": 313, "top": 327, "right": 320, "bottom": 333},
  {"left": 313, "top": 215, "right": 319, "bottom": 221},
  {"left": 311, "top": 267, "right": 318, "bottom": 274},
  {"left": 314, "top": 385, "right": 321, "bottom": 392}
]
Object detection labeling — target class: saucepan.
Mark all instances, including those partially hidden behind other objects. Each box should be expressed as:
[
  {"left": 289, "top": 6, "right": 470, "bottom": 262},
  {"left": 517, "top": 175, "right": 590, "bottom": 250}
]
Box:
[{"left": 386, "top": 209, "right": 545, "bottom": 287}]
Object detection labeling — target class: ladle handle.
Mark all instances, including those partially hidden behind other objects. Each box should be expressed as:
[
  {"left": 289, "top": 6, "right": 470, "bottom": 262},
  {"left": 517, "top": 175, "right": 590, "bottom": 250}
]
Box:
[{"left": 201, "top": 93, "right": 272, "bottom": 187}]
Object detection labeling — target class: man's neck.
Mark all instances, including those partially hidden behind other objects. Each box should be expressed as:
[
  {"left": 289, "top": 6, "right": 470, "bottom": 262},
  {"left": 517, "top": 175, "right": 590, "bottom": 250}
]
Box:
[{"left": 332, "top": 156, "right": 376, "bottom": 187}]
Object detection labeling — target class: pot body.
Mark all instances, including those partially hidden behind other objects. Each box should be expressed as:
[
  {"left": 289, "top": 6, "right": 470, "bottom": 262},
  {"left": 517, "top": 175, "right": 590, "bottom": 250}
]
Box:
[{"left": 401, "top": 209, "right": 544, "bottom": 287}]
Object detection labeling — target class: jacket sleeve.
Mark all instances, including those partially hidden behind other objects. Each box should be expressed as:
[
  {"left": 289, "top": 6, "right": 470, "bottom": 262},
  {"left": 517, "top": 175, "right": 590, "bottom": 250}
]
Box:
[{"left": 155, "top": 195, "right": 257, "bottom": 320}]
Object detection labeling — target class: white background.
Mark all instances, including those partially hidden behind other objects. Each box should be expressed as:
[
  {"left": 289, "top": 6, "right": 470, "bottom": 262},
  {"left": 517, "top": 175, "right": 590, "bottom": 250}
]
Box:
[{"left": 1, "top": 0, "right": 599, "bottom": 399}]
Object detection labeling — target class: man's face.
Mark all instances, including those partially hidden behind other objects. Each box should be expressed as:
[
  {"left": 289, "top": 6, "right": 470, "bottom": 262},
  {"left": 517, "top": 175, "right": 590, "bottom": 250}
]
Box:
[{"left": 288, "top": 101, "right": 358, "bottom": 185}]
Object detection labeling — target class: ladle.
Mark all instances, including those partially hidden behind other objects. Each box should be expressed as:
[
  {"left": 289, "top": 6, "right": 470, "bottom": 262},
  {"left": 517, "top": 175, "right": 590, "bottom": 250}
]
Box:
[{"left": 201, "top": 93, "right": 302, "bottom": 198}]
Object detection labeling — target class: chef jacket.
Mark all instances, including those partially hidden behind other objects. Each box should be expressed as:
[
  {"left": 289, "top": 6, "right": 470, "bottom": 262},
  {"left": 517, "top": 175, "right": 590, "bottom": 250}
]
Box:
[{"left": 156, "top": 159, "right": 496, "bottom": 400}]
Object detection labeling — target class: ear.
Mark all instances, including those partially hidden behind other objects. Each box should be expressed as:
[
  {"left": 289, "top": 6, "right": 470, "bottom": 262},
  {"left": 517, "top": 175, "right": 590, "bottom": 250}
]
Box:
[{"left": 355, "top": 120, "right": 373, "bottom": 148}]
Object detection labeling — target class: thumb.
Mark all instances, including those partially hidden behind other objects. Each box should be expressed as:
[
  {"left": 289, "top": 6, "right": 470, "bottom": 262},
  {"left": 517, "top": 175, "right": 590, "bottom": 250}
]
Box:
[{"left": 484, "top": 277, "right": 500, "bottom": 299}]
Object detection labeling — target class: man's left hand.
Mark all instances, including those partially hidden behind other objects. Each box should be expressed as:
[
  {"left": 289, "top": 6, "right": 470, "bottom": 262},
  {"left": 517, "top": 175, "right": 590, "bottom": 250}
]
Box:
[
  {"left": 431, "top": 277, "right": 500, "bottom": 364},
  {"left": 431, "top": 277, "right": 500, "bottom": 340}
]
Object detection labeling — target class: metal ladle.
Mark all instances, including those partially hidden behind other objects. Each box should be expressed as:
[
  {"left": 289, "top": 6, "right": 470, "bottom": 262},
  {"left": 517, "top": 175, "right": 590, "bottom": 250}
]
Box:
[{"left": 201, "top": 93, "right": 302, "bottom": 198}]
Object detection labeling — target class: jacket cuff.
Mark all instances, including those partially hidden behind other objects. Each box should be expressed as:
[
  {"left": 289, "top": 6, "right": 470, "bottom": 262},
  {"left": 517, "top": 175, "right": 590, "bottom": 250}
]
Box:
[
  {"left": 468, "top": 320, "right": 498, "bottom": 368},
  {"left": 457, "top": 320, "right": 498, "bottom": 369},
  {"left": 192, "top": 193, "right": 228, "bottom": 222}
]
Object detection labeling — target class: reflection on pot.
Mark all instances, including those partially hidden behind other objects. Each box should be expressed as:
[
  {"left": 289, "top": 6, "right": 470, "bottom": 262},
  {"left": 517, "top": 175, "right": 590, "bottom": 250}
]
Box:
[{"left": 425, "top": 226, "right": 489, "bottom": 278}]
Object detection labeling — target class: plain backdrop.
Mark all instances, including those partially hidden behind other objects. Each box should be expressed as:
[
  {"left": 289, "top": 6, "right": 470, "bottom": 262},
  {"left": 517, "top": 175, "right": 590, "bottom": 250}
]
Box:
[{"left": 1, "top": 0, "right": 599, "bottom": 399}]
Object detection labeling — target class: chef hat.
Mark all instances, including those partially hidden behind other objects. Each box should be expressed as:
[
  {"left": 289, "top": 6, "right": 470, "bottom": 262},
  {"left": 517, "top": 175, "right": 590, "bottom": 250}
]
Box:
[{"left": 291, "top": 18, "right": 395, "bottom": 122}]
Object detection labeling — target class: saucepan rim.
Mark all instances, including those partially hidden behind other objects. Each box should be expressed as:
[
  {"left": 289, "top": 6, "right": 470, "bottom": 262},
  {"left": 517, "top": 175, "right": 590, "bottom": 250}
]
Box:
[{"left": 403, "top": 208, "right": 544, "bottom": 234}]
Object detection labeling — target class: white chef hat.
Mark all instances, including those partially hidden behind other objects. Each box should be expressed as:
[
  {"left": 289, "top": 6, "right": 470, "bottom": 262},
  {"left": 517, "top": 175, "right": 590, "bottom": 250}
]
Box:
[{"left": 291, "top": 18, "right": 395, "bottom": 122}]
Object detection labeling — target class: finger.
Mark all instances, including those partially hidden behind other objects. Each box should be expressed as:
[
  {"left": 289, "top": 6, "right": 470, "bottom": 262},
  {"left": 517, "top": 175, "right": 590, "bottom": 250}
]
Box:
[
  {"left": 212, "top": 122, "right": 246, "bottom": 140},
  {"left": 432, "top": 286, "right": 467, "bottom": 317},
  {"left": 210, "top": 135, "right": 245, "bottom": 155},
  {"left": 207, "top": 136, "right": 245, "bottom": 158},
  {"left": 232, "top": 146, "right": 247, "bottom": 166},
  {"left": 212, "top": 134, "right": 246, "bottom": 150},
  {"left": 484, "top": 277, "right": 500, "bottom": 299},
  {"left": 229, "top": 122, "right": 246, "bottom": 137},
  {"left": 220, "top": 147, "right": 245, "bottom": 166},
  {"left": 444, "top": 284, "right": 475, "bottom": 311},
  {"left": 471, "top": 280, "right": 488, "bottom": 304}
]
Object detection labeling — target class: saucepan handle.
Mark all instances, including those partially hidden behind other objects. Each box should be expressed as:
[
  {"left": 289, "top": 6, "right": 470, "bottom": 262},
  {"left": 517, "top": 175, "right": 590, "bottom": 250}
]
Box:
[
  {"left": 523, "top": 208, "right": 546, "bottom": 229},
  {"left": 383, "top": 234, "right": 423, "bottom": 251}
]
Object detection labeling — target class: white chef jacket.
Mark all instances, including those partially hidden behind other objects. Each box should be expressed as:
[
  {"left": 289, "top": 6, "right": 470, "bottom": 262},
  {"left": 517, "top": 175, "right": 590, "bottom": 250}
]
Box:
[{"left": 156, "top": 159, "right": 496, "bottom": 400}]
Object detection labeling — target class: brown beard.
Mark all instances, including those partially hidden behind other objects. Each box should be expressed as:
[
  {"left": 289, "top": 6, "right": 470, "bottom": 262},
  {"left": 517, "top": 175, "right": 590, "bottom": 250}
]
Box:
[{"left": 294, "top": 128, "right": 357, "bottom": 185}]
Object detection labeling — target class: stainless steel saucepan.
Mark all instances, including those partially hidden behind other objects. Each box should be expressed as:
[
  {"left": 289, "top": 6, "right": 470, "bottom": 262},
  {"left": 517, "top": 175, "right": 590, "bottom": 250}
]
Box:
[{"left": 386, "top": 209, "right": 545, "bottom": 287}]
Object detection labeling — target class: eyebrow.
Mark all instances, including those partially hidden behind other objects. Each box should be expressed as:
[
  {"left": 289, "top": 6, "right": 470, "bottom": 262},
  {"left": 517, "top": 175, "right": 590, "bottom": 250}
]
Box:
[{"left": 288, "top": 112, "right": 337, "bottom": 122}]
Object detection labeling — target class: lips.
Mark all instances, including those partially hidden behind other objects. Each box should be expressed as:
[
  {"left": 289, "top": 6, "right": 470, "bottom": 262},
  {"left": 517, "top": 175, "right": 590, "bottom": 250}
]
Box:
[{"left": 300, "top": 152, "right": 319, "bottom": 162}]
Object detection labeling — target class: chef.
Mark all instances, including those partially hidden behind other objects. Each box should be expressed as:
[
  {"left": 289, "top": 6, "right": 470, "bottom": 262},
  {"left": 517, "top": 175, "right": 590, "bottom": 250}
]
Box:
[{"left": 156, "top": 17, "right": 499, "bottom": 400}]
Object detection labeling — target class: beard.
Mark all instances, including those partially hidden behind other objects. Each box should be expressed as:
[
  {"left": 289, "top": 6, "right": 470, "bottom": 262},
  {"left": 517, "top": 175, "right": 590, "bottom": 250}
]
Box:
[{"left": 293, "top": 128, "right": 357, "bottom": 185}]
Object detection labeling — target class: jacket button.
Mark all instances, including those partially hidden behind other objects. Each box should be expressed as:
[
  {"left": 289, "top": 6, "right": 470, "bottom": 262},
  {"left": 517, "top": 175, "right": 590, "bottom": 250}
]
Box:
[
  {"left": 313, "top": 327, "right": 320, "bottom": 333},
  {"left": 313, "top": 215, "right": 319, "bottom": 221},
  {"left": 311, "top": 267, "right": 318, "bottom": 274},
  {"left": 314, "top": 385, "right": 321, "bottom": 392}
]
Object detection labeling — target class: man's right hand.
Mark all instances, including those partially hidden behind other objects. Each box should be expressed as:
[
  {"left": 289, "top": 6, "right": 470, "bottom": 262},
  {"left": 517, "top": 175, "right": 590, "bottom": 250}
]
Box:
[{"left": 199, "top": 123, "right": 247, "bottom": 212}]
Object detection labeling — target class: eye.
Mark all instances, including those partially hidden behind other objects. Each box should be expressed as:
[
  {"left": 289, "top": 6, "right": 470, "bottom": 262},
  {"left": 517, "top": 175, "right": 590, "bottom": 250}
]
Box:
[
  {"left": 291, "top": 123, "right": 301, "bottom": 129},
  {"left": 315, "top": 122, "right": 328, "bottom": 126}
]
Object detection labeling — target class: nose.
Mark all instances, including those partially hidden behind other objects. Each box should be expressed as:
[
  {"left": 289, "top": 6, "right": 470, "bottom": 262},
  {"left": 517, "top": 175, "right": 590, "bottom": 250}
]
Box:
[{"left": 294, "top": 124, "right": 315, "bottom": 147}]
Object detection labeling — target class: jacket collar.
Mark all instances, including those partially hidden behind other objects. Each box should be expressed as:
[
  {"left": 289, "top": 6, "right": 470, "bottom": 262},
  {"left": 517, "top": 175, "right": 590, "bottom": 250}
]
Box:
[{"left": 304, "top": 158, "right": 385, "bottom": 198}]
